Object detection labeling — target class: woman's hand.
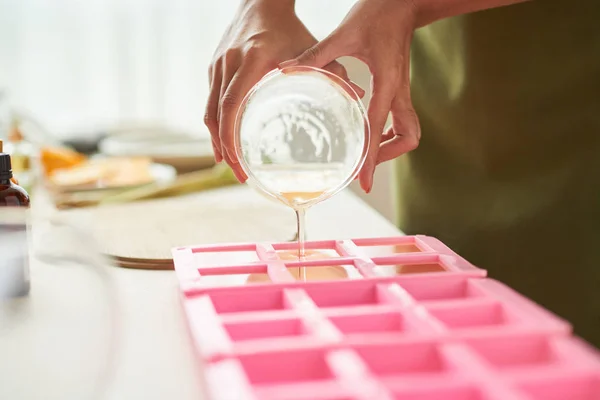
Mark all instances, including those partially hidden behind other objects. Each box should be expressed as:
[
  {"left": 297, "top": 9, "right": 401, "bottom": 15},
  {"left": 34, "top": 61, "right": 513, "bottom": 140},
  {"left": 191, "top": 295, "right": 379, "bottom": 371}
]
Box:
[
  {"left": 279, "top": 0, "right": 421, "bottom": 193},
  {"left": 205, "top": 0, "right": 364, "bottom": 182}
]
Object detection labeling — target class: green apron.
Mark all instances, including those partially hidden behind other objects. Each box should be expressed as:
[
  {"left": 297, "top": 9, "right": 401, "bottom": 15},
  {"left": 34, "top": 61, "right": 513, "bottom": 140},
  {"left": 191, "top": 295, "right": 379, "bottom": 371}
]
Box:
[{"left": 398, "top": 0, "right": 600, "bottom": 345}]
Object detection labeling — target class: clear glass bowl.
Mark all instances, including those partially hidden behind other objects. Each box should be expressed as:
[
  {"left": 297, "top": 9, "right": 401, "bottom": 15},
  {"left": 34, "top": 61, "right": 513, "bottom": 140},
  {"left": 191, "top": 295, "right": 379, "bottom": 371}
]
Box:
[{"left": 234, "top": 66, "right": 369, "bottom": 209}]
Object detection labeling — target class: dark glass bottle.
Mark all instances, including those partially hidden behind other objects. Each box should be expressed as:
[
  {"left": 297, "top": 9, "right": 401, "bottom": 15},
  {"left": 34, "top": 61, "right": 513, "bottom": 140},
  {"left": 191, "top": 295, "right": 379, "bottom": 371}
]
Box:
[{"left": 0, "top": 151, "right": 30, "bottom": 206}]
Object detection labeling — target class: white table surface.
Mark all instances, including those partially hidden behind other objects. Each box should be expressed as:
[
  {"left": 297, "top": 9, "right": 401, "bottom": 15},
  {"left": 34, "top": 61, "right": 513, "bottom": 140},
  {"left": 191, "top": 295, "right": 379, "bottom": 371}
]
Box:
[{"left": 0, "top": 186, "right": 402, "bottom": 400}]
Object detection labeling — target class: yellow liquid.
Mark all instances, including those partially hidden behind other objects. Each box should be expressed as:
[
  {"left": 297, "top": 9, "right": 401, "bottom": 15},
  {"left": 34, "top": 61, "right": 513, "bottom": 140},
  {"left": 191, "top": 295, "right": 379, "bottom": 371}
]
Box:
[
  {"left": 245, "top": 250, "right": 348, "bottom": 283},
  {"left": 279, "top": 250, "right": 348, "bottom": 280},
  {"left": 279, "top": 191, "right": 326, "bottom": 281},
  {"left": 279, "top": 191, "right": 324, "bottom": 206},
  {"left": 396, "top": 263, "right": 446, "bottom": 274}
]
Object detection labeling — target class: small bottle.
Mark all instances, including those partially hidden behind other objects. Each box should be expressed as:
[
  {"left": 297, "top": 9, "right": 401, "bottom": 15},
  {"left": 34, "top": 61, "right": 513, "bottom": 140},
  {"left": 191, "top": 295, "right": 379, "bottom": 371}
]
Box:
[
  {"left": 0, "top": 139, "right": 31, "bottom": 297},
  {"left": 0, "top": 140, "right": 30, "bottom": 207}
]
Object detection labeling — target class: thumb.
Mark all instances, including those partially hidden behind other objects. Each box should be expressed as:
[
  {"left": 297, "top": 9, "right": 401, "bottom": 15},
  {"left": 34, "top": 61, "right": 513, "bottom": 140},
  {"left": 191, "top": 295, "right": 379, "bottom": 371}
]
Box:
[{"left": 279, "top": 33, "right": 349, "bottom": 69}]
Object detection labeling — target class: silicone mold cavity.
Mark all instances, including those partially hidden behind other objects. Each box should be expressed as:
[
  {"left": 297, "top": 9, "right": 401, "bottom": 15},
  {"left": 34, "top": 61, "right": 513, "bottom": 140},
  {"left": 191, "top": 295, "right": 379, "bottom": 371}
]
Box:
[
  {"left": 208, "top": 288, "right": 289, "bottom": 314},
  {"left": 239, "top": 348, "right": 334, "bottom": 384},
  {"left": 353, "top": 341, "right": 452, "bottom": 376},
  {"left": 465, "top": 333, "right": 559, "bottom": 369},
  {"left": 396, "top": 275, "right": 486, "bottom": 302},
  {"left": 427, "top": 302, "right": 520, "bottom": 330},
  {"left": 303, "top": 281, "right": 389, "bottom": 308},
  {"left": 328, "top": 311, "right": 412, "bottom": 336},
  {"left": 225, "top": 318, "right": 307, "bottom": 342}
]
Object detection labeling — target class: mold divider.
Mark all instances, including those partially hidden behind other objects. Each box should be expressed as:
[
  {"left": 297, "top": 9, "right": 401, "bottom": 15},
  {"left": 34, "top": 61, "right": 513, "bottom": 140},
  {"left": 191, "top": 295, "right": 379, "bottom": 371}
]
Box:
[
  {"left": 336, "top": 239, "right": 383, "bottom": 278},
  {"left": 326, "top": 349, "right": 395, "bottom": 400},
  {"left": 353, "top": 258, "right": 379, "bottom": 278},
  {"left": 414, "top": 235, "right": 461, "bottom": 255},
  {"left": 182, "top": 294, "right": 234, "bottom": 360},
  {"left": 282, "top": 288, "right": 345, "bottom": 344},
  {"left": 256, "top": 243, "right": 279, "bottom": 261},
  {"left": 382, "top": 282, "right": 449, "bottom": 334},
  {"left": 255, "top": 243, "right": 296, "bottom": 283},
  {"left": 440, "top": 343, "right": 529, "bottom": 400},
  {"left": 204, "top": 358, "right": 258, "bottom": 400},
  {"left": 335, "top": 239, "right": 361, "bottom": 257},
  {"left": 368, "top": 276, "right": 484, "bottom": 335}
]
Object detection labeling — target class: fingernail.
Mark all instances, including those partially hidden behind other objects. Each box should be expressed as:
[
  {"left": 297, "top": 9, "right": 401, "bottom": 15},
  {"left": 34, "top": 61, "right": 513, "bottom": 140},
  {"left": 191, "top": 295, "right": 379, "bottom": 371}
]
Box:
[
  {"left": 211, "top": 141, "right": 223, "bottom": 163},
  {"left": 368, "top": 173, "right": 375, "bottom": 193},
  {"left": 213, "top": 149, "right": 223, "bottom": 163},
  {"left": 232, "top": 168, "right": 247, "bottom": 183},
  {"left": 359, "top": 179, "right": 368, "bottom": 193},
  {"left": 226, "top": 149, "right": 239, "bottom": 164},
  {"left": 279, "top": 59, "right": 299, "bottom": 69}
]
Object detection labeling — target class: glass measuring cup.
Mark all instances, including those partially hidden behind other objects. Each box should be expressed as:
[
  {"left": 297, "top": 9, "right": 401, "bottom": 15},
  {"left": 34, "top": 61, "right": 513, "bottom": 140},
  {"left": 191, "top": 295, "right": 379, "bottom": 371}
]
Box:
[{"left": 234, "top": 66, "right": 369, "bottom": 209}]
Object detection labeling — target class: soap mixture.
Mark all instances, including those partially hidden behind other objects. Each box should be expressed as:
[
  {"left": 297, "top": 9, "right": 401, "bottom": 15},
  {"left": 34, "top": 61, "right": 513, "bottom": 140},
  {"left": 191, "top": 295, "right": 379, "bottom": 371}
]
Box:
[{"left": 246, "top": 249, "right": 347, "bottom": 283}]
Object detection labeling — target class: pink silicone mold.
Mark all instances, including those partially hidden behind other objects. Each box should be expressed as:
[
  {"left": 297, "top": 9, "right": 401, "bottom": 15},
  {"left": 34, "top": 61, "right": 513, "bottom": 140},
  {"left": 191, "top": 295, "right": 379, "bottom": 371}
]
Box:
[{"left": 173, "top": 236, "right": 600, "bottom": 400}]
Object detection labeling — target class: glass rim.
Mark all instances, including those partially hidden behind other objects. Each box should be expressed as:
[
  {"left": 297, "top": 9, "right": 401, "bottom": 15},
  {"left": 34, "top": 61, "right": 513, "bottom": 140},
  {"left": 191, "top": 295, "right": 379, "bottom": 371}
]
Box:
[{"left": 233, "top": 65, "right": 370, "bottom": 208}]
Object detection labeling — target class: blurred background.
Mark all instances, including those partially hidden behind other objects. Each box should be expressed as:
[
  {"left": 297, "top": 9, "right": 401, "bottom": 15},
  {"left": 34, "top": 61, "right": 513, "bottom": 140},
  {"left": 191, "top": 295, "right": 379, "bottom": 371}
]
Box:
[{"left": 0, "top": 0, "right": 395, "bottom": 220}]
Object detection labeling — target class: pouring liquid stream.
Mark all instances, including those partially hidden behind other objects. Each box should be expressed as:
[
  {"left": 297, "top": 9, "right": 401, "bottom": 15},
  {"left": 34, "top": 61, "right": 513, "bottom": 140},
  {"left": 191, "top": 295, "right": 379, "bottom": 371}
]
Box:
[
  {"left": 251, "top": 164, "right": 346, "bottom": 281},
  {"left": 280, "top": 191, "right": 324, "bottom": 281}
]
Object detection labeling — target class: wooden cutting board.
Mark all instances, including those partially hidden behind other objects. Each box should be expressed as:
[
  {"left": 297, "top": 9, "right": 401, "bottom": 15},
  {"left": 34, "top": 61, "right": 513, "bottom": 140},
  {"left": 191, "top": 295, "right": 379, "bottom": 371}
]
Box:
[{"left": 60, "top": 186, "right": 297, "bottom": 269}]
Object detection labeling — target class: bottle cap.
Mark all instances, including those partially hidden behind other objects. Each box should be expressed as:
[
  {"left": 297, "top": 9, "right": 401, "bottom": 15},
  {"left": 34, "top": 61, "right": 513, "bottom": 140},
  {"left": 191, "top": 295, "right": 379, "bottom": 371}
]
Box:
[{"left": 0, "top": 153, "right": 13, "bottom": 179}]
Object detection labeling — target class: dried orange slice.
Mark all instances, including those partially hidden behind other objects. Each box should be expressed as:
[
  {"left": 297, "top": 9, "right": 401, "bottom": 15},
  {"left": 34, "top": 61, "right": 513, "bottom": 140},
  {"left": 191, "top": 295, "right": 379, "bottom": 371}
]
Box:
[{"left": 40, "top": 146, "right": 86, "bottom": 176}]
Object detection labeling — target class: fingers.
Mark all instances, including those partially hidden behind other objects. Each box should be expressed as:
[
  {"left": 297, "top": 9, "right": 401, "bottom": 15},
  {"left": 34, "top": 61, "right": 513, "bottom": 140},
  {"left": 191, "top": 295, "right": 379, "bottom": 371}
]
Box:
[
  {"left": 322, "top": 61, "right": 365, "bottom": 99},
  {"left": 219, "top": 52, "right": 242, "bottom": 166},
  {"left": 359, "top": 74, "right": 394, "bottom": 193},
  {"left": 360, "top": 29, "right": 418, "bottom": 191},
  {"left": 380, "top": 129, "right": 395, "bottom": 143},
  {"left": 376, "top": 102, "right": 420, "bottom": 165},
  {"left": 376, "top": 38, "right": 420, "bottom": 166},
  {"left": 281, "top": 60, "right": 365, "bottom": 100},
  {"left": 218, "top": 60, "right": 267, "bottom": 182},
  {"left": 347, "top": 81, "right": 366, "bottom": 99},
  {"left": 279, "top": 30, "right": 351, "bottom": 70},
  {"left": 204, "top": 62, "right": 223, "bottom": 163}
]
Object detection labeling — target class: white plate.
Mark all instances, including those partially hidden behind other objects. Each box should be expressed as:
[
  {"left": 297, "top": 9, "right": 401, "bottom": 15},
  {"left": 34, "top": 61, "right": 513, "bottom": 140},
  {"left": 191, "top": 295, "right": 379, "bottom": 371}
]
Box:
[
  {"left": 98, "top": 126, "right": 216, "bottom": 173},
  {"left": 98, "top": 126, "right": 214, "bottom": 158}
]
